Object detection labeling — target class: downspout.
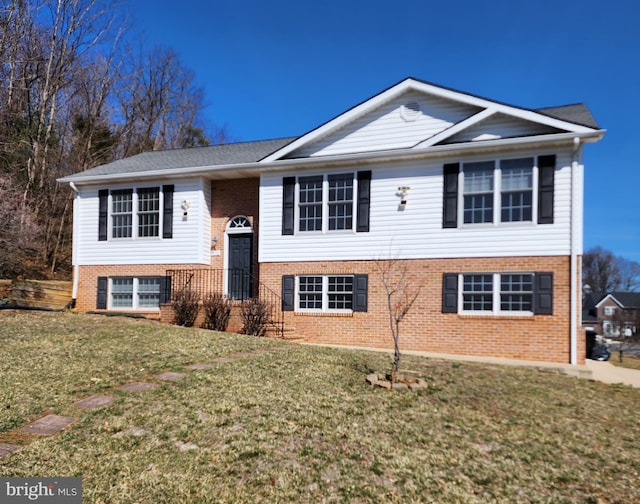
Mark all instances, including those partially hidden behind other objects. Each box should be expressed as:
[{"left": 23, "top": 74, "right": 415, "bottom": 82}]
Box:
[
  {"left": 570, "top": 137, "right": 582, "bottom": 365},
  {"left": 69, "top": 182, "right": 80, "bottom": 306}
]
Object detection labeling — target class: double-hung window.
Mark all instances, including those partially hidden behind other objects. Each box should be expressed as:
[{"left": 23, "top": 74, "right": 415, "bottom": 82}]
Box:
[
  {"left": 111, "top": 190, "right": 133, "bottom": 238},
  {"left": 446, "top": 156, "right": 546, "bottom": 228},
  {"left": 99, "top": 185, "right": 173, "bottom": 241},
  {"left": 443, "top": 272, "right": 552, "bottom": 315},
  {"left": 137, "top": 188, "right": 160, "bottom": 237},
  {"left": 463, "top": 162, "right": 494, "bottom": 224},
  {"left": 282, "top": 274, "right": 367, "bottom": 313},
  {"left": 500, "top": 158, "right": 533, "bottom": 222},
  {"left": 500, "top": 274, "right": 533, "bottom": 312},
  {"left": 460, "top": 273, "right": 535, "bottom": 314},
  {"left": 109, "top": 277, "right": 162, "bottom": 310},
  {"left": 298, "top": 176, "right": 323, "bottom": 231},
  {"left": 328, "top": 174, "right": 354, "bottom": 230},
  {"left": 282, "top": 171, "right": 370, "bottom": 235},
  {"left": 298, "top": 275, "right": 354, "bottom": 311},
  {"left": 462, "top": 274, "right": 493, "bottom": 311}
]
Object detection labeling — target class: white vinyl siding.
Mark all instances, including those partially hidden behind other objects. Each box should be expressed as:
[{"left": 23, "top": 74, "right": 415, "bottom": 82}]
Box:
[
  {"left": 259, "top": 149, "right": 577, "bottom": 263},
  {"left": 288, "top": 91, "right": 481, "bottom": 158},
  {"left": 442, "top": 113, "right": 560, "bottom": 143},
  {"left": 74, "top": 178, "right": 211, "bottom": 265}
]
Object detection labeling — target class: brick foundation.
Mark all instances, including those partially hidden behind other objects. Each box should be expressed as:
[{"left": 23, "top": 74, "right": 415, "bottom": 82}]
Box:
[
  {"left": 261, "top": 255, "right": 584, "bottom": 364},
  {"left": 74, "top": 255, "right": 584, "bottom": 364}
]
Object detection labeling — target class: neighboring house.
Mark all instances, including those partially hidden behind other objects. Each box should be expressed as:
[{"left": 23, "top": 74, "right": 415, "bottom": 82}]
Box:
[
  {"left": 583, "top": 292, "right": 640, "bottom": 337},
  {"left": 58, "top": 77, "right": 605, "bottom": 364}
]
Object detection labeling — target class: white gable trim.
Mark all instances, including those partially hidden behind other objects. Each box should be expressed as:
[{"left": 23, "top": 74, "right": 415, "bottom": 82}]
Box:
[
  {"left": 261, "top": 78, "right": 600, "bottom": 162},
  {"left": 595, "top": 294, "right": 624, "bottom": 309},
  {"left": 413, "top": 108, "right": 498, "bottom": 149}
]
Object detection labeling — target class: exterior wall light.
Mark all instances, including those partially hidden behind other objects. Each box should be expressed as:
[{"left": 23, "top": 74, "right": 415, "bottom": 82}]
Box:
[
  {"left": 397, "top": 186, "right": 410, "bottom": 206},
  {"left": 181, "top": 200, "right": 190, "bottom": 217}
]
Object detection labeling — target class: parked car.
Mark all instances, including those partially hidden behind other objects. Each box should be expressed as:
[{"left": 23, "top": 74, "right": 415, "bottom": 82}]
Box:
[{"left": 590, "top": 344, "right": 611, "bottom": 361}]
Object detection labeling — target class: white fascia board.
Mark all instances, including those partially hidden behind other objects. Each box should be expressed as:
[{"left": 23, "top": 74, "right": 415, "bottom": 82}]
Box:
[
  {"left": 261, "top": 78, "right": 599, "bottom": 162},
  {"left": 413, "top": 108, "right": 498, "bottom": 149},
  {"left": 60, "top": 129, "right": 605, "bottom": 186},
  {"left": 595, "top": 294, "right": 623, "bottom": 308},
  {"left": 407, "top": 80, "right": 598, "bottom": 134},
  {"left": 260, "top": 78, "right": 420, "bottom": 162}
]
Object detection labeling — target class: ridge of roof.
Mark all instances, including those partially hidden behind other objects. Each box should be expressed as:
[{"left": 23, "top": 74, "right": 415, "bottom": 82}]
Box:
[{"left": 593, "top": 291, "right": 640, "bottom": 308}]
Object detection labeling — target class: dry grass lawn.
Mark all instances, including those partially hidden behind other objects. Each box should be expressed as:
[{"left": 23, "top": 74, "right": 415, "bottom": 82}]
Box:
[{"left": 1, "top": 311, "right": 639, "bottom": 503}]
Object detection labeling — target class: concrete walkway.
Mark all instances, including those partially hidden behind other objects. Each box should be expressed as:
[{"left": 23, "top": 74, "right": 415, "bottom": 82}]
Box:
[
  {"left": 584, "top": 359, "right": 640, "bottom": 388},
  {"left": 304, "top": 343, "right": 640, "bottom": 388}
]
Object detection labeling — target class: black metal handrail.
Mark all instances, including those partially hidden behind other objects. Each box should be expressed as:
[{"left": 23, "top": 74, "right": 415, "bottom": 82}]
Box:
[{"left": 164, "top": 268, "right": 284, "bottom": 338}]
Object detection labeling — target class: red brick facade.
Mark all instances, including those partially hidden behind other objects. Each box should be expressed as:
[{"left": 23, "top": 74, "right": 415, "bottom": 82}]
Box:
[
  {"left": 260, "top": 255, "right": 584, "bottom": 364},
  {"left": 76, "top": 254, "right": 584, "bottom": 364}
]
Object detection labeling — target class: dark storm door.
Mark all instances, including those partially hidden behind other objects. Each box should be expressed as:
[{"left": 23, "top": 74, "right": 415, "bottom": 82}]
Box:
[{"left": 228, "top": 233, "right": 253, "bottom": 300}]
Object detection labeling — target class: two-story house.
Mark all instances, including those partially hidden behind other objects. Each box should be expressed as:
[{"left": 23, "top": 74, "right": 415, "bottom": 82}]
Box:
[
  {"left": 58, "top": 77, "right": 604, "bottom": 364},
  {"left": 583, "top": 291, "right": 640, "bottom": 338}
]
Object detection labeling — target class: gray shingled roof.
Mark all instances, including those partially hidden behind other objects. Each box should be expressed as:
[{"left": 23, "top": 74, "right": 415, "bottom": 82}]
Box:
[
  {"left": 62, "top": 137, "right": 297, "bottom": 180},
  {"left": 535, "top": 104, "right": 599, "bottom": 129},
  {"left": 591, "top": 292, "right": 640, "bottom": 309},
  {"left": 59, "top": 80, "right": 601, "bottom": 184}
]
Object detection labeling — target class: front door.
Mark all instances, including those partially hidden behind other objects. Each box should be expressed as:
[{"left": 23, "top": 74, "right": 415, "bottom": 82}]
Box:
[{"left": 228, "top": 233, "right": 252, "bottom": 300}]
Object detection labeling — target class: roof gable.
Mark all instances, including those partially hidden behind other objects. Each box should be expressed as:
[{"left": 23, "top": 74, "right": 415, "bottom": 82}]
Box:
[
  {"left": 594, "top": 292, "right": 640, "bottom": 309},
  {"left": 262, "top": 77, "right": 602, "bottom": 162}
]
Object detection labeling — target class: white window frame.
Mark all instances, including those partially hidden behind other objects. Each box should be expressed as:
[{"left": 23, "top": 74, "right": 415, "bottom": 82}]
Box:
[
  {"left": 603, "top": 306, "right": 617, "bottom": 316},
  {"left": 109, "top": 186, "right": 164, "bottom": 240},
  {"left": 459, "top": 272, "right": 534, "bottom": 316},
  {"left": 296, "top": 274, "right": 355, "bottom": 312},
  {"left": 108, "top": 276, "right": 162, "bottom": 310},
  {"left": 459, "top": 157, "right": 537, "bottom": 227},
  {"left": 602, "top": 320, "right": 620, "bottom": 337},
  {"left": 295, "top": 173, "right": 357, "bottom": 234}
]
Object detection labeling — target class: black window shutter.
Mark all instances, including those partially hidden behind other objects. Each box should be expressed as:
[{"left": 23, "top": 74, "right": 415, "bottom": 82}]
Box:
[
  {"left": 442, "top": 273, "right": 458, "bottom": 313},
  {"left": 98, "top": 189, "right": 108, "bottom": 241},
  {"left": 356, "top": 171, "right": 371, "bottom": 232},
  {"left": 96, "top": 277, "right": 108, "bottom": 309},
  {"left": 534, "top": 272, "right": 553, "bottom": 315},
  {"left": 353, "top": 274, "right": 368, "bottom": 312},
  {"left": 282, "top": 177, "right": 295, "bottom": 235},
  {"left": 162, "top": 185, "right": 174, "bottom": 239},
  {"left": 443, "top": 163, "right": 460, "bottom": 228},
  {"left": 282, "top": 275, "right": 295, "bottom": 311},
  {"left": 160, "top": 276, "right": 172, "bottom": 304},
  {"left": 538, "top": 155, "right": 555, "bottom": 224}
]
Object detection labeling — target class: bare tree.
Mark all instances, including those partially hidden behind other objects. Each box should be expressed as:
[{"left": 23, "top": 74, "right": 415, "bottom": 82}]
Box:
[
  {"left": 582, "top": 247, "right": 640, "bottom": 293},
  {"left": 0, "top": 0, "right": 223, "bottom": 278},
  {"left": 376, "top": 258, "right": 422, "bottom": 375},
  {"left": 115, "top": 44, "right": 211, "bottom": 157},
  {"left": 0, "top": 174, "right": 42, "bottom": 277}
]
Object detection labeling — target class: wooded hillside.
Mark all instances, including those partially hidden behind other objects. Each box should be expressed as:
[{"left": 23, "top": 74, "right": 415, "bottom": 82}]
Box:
[{"left": 0, "top": 0, "right": 224, "bottom": 279}]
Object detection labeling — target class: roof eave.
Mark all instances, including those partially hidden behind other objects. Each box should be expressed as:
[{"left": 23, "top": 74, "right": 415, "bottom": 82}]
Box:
[{"left": 58, "top": 130, "right": 605, "bottom": 186}]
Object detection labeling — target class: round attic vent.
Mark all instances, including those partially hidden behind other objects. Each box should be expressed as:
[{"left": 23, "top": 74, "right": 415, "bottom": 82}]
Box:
[{"left": 401, "top": 100, "right": 421, "bottom": 121}]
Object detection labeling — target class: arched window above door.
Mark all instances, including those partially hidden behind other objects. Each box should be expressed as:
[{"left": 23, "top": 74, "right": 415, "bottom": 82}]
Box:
[{"left": 227, "top": 216, "right": 252, "bottom": 233}]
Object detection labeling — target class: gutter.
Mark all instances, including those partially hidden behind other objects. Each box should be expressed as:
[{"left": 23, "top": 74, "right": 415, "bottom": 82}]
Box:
[
  {"left": 570, "top": 137, "right": 582, "bottom": 365},
  {"left": 58, "top": 130, "right": 605, "bottom": 186},
  {"left": 69, "top": 182, "right": 80, "bottom": 303}
]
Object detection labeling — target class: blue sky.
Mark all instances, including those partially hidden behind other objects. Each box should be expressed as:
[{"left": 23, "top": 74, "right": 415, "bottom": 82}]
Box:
[{"left": 131, "top": 0, "right": 639, "bottom": 262}]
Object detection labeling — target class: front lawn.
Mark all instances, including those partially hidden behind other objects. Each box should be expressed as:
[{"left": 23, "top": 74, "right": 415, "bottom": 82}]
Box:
[{"left": 1, "top": 311, "right": 638, "bottom": 503}]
